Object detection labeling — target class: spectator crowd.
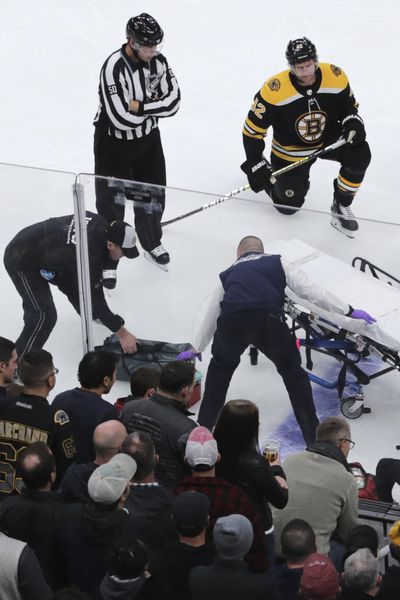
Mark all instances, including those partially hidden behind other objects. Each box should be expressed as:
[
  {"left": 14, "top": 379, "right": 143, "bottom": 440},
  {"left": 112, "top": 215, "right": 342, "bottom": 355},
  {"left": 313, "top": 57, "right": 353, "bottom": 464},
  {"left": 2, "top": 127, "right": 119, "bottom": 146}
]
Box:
[{"left": 0, "top": 335, "right": 399, "bottom": 599}]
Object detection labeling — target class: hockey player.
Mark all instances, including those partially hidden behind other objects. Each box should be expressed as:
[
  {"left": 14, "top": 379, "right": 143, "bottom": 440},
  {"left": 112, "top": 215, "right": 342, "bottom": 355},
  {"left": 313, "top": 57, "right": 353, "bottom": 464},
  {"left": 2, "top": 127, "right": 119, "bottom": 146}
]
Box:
[
  {"left": 3, "top": 213, "right": 138, "bottom": 360},
  {"left": 94, "top": 12, "right": 181, "bottom": 281},
  {"left": 241, "top": 37, "right": 371, "bottom": 237}
]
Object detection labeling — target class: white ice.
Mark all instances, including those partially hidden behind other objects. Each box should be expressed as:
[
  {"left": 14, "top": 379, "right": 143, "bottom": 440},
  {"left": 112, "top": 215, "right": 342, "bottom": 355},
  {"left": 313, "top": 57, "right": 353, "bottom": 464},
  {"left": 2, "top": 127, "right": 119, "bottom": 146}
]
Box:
[{"left": 1, "top": 0, "right": 400, "bottom": 475}]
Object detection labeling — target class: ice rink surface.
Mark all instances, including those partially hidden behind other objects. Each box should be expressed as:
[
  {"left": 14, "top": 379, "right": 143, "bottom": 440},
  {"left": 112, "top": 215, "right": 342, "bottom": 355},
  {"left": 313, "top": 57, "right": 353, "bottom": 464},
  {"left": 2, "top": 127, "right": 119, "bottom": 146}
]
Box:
[{"left": 1, "top": 0, "right": 400, "bottom": 475}]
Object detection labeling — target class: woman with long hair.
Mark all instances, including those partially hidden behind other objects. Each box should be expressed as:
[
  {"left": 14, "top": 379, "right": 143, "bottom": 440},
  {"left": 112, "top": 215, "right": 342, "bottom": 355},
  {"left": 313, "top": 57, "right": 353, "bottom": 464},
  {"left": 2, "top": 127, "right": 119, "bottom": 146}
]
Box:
[{"left": 213, "top": 399, "right": 288, "bottom": 565}]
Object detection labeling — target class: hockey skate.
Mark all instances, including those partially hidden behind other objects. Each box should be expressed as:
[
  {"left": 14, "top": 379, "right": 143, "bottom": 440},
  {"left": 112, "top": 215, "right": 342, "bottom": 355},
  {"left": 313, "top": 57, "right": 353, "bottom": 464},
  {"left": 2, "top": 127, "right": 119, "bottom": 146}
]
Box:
[
  {"left": 330, "top": 200, "right": 359, "bottom": 238},
  {"left": 144, "top": 244, "right": 170, "bottom": 271}
]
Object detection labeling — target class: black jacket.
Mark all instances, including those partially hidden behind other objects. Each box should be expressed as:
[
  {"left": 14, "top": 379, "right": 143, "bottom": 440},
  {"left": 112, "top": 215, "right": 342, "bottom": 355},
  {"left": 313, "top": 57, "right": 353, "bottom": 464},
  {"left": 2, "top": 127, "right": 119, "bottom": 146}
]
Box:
[
  {"left": 125, "top": 483, "right": 175, "bottom": 541},
  {"left": 57, "top": 502, "right": 163, "bottom": 595},
  {"left": 58, "top": 461, "right": 97, "bottom": 502},
  {"left": 94, "top": 573, "right": 168, "bottom": 600},
  {"left": 189, "top": 557, "right": 269, "bottom": 600},
  {"left": 3, "top": 212, "right": 124, "bottom": 332},
  {"left": 377, "top": 565, "right": 400, "bottom": 600},
  {"left": 0, "top": 488, "right": 68, "bottom": 590},
  {"left": 216, "top": 449, "right": 288, "bottom": 530},
  {"left": 120, "top": 392, "right": 196, "bottom": 488},
  {"left": 149, "top": 540, "right": 216, "bottom": 600},
  {"left": 265, "top": 563, "right": 303, "bottom": 600}
]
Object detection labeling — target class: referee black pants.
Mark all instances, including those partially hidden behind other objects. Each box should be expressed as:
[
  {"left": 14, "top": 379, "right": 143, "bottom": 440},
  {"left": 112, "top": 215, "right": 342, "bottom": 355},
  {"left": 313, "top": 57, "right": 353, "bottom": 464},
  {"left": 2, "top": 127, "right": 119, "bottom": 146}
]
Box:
[
  {"left": 94, "top": 127, "right": 166, "bottom": 252},
  {"left": 198, "top": 310, "right": 319, "bottom": 446}
]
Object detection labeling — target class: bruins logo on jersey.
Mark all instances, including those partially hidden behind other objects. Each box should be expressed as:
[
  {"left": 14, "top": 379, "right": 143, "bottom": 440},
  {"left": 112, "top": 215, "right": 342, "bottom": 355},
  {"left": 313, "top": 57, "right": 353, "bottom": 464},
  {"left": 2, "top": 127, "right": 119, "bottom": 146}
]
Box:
[
  {"left": 54, "top": 409, "right": 70, "bottom": 426},
  {"left": 268, "top": 78, "right": 280, "bottom": 92},
  {"left": 330, "top": 64, "right": 342, "bottom": 77},
  {"left": 296, "top": 111, "right": 327, "bottom": 143}
]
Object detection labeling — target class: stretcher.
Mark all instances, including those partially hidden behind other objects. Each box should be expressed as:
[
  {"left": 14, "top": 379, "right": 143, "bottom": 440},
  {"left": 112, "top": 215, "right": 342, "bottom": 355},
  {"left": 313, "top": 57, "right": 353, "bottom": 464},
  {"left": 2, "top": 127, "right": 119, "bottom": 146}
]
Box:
[{"left": 262, "top": 240, "right": 400, "bottom": 419}]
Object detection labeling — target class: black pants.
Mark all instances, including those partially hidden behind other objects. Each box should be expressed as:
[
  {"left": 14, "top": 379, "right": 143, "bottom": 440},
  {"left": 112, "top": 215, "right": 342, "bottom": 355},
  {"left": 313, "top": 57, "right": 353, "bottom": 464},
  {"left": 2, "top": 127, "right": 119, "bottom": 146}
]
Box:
[
  {"left": 375, "top": 458, "right": 400, "bottom": 502},
  {"left": 94, "top": 127, "right": 166, "bottom": 252},
  {"left": 4, "top": 248, "right": 81, "bottom": 360},
  {"left": 197, "top": 310, "right": 319, "bottom": 445},
  {"left": 270, "top": 141, "right": 371, "bottom": 211},
  {"left": 4, "top": 259, "right": 57, "bottom": 360}
]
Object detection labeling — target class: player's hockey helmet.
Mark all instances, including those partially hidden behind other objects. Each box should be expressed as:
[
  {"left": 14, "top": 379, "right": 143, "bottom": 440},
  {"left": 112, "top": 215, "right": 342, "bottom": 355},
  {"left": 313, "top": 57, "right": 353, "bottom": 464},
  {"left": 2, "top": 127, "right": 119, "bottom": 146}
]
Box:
[
  {"left": 286, "top": 37, "right": 317, "bottom": 65},
  {"left": 126, "top": 13, "right": 164, "bottom": 46}
]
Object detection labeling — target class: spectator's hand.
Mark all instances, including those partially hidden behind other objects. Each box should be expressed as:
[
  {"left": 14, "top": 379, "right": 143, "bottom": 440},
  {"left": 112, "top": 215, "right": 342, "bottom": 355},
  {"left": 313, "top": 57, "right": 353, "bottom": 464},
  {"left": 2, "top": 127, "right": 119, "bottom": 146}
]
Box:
[
  {"left": 115, "top": 327, "right": 137, "bottom": 353},
  {"left": 176, "top": 350, "right": 202, "bottom": 362},
  {"left": 350, "top": 309, "right": 376, "bottom": 324},
  {"left": 275, "top": 475, "right": 288, "bottom": 490}
]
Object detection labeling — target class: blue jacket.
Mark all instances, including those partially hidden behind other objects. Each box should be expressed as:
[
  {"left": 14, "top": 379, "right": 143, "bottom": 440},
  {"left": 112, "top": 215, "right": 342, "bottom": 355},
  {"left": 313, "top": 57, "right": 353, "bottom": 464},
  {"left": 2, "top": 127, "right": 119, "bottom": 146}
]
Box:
[{"left": 219, "top": 252, "right": 286, "bottom": 315}]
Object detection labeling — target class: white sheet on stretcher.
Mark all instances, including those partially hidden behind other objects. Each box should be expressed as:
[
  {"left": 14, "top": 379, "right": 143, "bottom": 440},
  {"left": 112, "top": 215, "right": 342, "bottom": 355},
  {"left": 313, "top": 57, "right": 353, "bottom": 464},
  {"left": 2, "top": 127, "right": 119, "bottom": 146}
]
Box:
[{"left": 264, "top": 239, "right": 400, "bottom": 353}]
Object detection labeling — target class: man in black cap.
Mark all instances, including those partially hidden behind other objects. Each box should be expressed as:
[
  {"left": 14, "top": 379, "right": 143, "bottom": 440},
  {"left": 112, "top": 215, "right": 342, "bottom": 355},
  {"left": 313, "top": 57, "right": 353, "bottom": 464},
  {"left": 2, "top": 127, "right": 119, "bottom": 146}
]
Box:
[
  {"left": 4, "top": 212, "right": 138, "bottom": 358},
  {"left": 148, "top": 490, "right": 215, "bottom": 599}
]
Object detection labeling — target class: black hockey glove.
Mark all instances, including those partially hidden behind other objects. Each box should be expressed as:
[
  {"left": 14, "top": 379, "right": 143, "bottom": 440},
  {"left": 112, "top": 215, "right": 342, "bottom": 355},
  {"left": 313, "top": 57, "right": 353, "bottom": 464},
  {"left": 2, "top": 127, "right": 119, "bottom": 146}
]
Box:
[
  {"left": 241, "top": 157, "right": 273, "bottom": 193},
  {"left": 342, "top": 114, "right": 366, "bottom": 147}
]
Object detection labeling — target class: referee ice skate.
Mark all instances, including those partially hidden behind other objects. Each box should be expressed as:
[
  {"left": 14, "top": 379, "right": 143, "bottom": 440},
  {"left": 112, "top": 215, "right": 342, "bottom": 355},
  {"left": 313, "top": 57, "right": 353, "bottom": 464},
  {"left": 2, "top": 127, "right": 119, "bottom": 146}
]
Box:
[
  {"left": 196, "top": 236, "right": 375, "bottom": 446},
  {"left": 4, "top": 212, "right": 138, "bottom": 360},
  {"left": 241, "top": 37, "right": 371, "bottom": 238},
  {"left": 94, "top": 13, "right": 181, "bottom": 275}
]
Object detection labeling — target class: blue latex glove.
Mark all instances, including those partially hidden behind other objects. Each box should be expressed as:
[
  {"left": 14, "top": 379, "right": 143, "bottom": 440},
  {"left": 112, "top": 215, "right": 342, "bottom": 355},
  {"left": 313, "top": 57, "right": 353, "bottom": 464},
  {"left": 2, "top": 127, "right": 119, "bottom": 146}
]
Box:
[
  {"left": 176, "top": 350, "right": 202, "bottom": 362},
  {"left": 350, "top": 309, "right": 376, "bottom": 324}
]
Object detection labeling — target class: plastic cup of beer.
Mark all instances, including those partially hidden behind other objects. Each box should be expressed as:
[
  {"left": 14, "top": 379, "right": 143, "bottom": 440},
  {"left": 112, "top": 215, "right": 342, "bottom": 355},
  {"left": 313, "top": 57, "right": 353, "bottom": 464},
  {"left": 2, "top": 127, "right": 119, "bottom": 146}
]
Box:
[{"left": 262, "top": 439, "right": 280, "bottom": 463}]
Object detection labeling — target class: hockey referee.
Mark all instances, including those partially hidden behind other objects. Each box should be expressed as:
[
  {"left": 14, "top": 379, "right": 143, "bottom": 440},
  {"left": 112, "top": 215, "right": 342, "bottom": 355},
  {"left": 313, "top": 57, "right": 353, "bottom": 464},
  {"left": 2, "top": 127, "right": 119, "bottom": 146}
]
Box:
[{"left": 94, "top": 13, "right": 181, "bottom": 279}]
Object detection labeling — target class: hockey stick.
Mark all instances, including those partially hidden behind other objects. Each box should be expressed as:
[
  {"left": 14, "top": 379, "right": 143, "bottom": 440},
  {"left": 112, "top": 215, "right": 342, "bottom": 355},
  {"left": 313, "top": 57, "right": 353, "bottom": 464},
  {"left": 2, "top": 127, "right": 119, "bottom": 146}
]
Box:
[
  {"left": 162, "top": 137, "right": 347, "bottom": 227},
  {"left": 161, "top": 183, "right": 250, "bottom": 227},
  {"left": 269, "top": 137, "right": 347, "bottom": 183}
]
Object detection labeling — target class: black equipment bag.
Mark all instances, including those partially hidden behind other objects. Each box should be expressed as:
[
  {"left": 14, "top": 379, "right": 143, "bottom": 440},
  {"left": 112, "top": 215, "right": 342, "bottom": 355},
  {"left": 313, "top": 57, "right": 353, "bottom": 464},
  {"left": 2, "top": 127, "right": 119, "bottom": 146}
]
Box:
[{"left": 95, "top": 334, "right": 194, "bottom": 382}]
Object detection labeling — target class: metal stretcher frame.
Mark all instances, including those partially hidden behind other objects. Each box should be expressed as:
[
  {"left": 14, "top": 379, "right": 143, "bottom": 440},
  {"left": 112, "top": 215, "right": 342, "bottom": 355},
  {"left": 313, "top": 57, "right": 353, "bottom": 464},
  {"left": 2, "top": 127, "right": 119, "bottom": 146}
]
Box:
[
  {"left": 285, "top": 298, "right": 400, "bottom": 419},
  {"left": 249, "top": 256, "right": 400, "bottom": 419}
]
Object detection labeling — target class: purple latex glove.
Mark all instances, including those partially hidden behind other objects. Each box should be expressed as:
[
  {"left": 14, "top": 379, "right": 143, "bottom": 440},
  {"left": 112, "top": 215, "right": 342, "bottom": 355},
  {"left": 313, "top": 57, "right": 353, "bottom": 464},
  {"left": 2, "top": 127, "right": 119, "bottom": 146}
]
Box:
[
  {"left": 176, "top": 350, "right": 202, "bottom": 362},
  {"left": 350, "top": 309, "right": 376, "bottom": 324}
]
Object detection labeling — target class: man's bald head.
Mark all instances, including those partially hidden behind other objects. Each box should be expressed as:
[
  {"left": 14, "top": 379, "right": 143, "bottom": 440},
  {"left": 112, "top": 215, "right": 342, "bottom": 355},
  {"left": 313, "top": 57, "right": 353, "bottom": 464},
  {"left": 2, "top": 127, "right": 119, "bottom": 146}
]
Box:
[
  {"left": 237, "top": 236, "right": 264, "bottom": 257},
  {"left": 93, "top": 420, "right": 127, "bottom": 462}
]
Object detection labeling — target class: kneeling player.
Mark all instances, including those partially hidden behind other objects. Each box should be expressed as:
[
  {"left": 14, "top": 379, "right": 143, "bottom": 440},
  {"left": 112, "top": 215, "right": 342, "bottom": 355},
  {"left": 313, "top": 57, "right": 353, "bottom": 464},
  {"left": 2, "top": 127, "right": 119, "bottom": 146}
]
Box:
[{"left": 241, "top": 37, "right": 371, "bottom": 238}]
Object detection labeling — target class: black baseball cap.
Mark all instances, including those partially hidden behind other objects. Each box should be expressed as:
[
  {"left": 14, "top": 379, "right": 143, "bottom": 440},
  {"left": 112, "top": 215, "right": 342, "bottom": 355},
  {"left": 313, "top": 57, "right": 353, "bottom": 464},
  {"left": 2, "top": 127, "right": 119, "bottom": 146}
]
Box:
[
  {"left": 107, "top": 221, "right": 139, "bottom": 259},
  {"left": 172, "top": 491, "right": 210, "bottom": 533}
]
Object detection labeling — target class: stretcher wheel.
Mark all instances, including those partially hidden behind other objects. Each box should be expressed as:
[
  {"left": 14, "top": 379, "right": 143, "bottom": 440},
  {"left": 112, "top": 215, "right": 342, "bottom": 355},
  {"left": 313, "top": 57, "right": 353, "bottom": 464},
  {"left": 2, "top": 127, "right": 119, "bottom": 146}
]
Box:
[{"left": 340, "top": 397, "right": 363, "bottom": 419}]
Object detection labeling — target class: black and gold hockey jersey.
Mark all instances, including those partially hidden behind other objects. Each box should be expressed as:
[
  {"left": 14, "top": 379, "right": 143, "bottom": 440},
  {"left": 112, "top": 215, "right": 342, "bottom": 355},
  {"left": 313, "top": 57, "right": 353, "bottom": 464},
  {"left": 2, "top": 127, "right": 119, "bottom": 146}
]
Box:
[
  {"left": 0, "top": 393, "right": 76, "bottom": 498},
  {"left": 243, "top": 63, "right": 359, "bottom": 163}
]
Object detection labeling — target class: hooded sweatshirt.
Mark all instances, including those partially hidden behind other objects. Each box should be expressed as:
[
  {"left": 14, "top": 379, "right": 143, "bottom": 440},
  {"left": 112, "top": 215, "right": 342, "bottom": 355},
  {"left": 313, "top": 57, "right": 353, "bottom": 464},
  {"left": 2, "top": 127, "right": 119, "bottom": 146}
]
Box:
[
  {"left": 97, "top": 574, "right": 147, "bottom": 599},
  {"left": 57, "top": 502, "right": 162, "bottom": 594}
]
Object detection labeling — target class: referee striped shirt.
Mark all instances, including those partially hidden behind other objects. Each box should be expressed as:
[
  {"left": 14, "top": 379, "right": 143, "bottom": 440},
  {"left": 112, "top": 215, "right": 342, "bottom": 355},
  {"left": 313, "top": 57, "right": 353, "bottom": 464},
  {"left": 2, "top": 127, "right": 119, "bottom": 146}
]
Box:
[{"left": 94, "top": 45, "right": 181, "bottom": 140}]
